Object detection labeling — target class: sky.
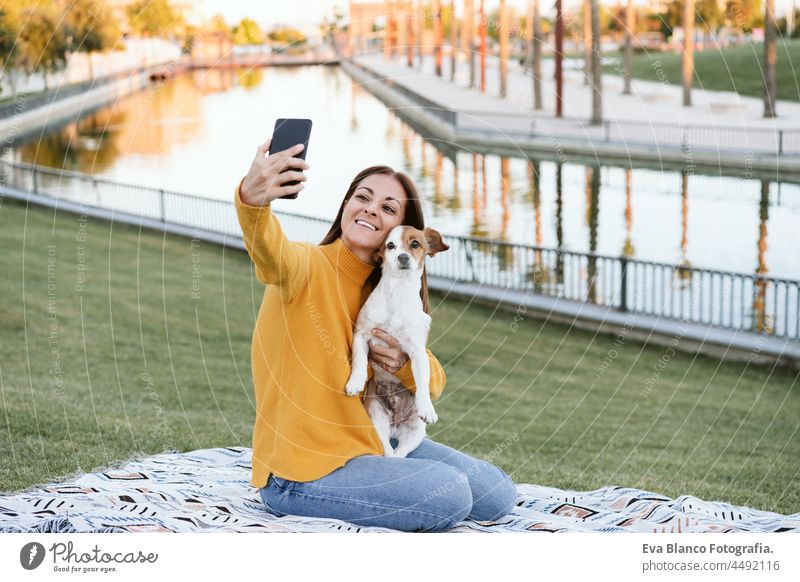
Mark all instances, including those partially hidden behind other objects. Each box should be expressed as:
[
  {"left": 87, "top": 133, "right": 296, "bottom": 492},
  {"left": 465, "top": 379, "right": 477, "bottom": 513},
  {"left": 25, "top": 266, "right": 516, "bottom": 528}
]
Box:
[{"left": 191, "top": 0, "right": 797, "bottom": 33}]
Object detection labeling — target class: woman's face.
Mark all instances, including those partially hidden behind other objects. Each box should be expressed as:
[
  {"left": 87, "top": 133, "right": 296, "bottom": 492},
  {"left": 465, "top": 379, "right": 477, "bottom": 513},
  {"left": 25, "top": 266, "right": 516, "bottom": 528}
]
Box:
[{"left": 340, "top": 173, "right": 407, "bottom": 265}]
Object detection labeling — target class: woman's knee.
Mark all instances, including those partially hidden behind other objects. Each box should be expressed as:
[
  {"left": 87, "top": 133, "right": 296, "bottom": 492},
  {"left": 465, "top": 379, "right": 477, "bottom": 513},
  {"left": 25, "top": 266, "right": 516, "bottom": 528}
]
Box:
[
  {"left": 468, "top": 467, "right": 518, "bottom": 522},
  {"left": 413, "top": 465, "right": 473, "bottom": 531}
]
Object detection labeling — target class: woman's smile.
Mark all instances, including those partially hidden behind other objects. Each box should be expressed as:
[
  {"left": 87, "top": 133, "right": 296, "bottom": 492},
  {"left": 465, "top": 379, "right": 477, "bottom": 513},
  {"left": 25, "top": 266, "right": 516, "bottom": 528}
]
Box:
[{"left": 340, "top": 174, "right": 406, "bottom": 264}]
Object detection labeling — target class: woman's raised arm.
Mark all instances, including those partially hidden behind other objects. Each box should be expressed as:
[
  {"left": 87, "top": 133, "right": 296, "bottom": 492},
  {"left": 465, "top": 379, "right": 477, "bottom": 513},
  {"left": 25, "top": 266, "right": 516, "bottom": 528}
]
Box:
[{"left": 235, "top": 139, "right": 312, "bottom": 302}]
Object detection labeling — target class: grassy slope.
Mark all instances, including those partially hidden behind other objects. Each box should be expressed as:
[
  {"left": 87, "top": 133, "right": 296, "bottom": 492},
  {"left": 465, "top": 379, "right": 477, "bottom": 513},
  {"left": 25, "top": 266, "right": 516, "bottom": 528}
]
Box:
[
  {"left": 604, "top": 41, "right": 800, "bottom": 102},
  {"left": 1, "top": 198, "right": 798, "bottom": 513}
]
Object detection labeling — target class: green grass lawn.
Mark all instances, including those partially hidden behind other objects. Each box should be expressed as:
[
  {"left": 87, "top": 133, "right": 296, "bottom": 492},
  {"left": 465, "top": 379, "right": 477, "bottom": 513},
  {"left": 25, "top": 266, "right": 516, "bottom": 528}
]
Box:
[
  {"left": 604, "top": 41, "right": 800, "bottom": 102},
  {"left": 1, "top": 198, "right": 798, "bottom": 514}
]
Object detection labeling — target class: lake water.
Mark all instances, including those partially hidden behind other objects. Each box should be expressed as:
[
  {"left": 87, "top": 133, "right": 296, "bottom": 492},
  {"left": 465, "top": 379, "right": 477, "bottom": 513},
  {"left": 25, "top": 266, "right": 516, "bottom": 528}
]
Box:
[{"left": 7, "top": 65, "right": 800, "bottom": 280}]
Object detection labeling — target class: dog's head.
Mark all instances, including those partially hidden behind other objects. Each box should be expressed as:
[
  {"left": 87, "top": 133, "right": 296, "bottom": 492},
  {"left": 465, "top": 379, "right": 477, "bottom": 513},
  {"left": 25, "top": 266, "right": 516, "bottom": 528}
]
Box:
[{"left": 375, "top": 225, "right": 450, "bottom": 276}]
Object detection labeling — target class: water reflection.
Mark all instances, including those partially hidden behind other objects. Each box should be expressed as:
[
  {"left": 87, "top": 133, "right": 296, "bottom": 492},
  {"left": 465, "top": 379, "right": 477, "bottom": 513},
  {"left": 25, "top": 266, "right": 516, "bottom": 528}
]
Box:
[
  {"left": 7, "top": 65, "right": 800, "bottom": 284},
  {"left": 755, "top": 181, "right": 772, "bottom": 334}
]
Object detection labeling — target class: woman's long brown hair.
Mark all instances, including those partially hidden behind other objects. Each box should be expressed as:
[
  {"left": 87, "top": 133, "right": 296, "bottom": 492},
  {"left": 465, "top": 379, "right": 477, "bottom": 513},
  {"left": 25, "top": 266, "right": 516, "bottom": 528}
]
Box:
[{"left": 319, "top": 165, "right": 431, "bottom": 314}]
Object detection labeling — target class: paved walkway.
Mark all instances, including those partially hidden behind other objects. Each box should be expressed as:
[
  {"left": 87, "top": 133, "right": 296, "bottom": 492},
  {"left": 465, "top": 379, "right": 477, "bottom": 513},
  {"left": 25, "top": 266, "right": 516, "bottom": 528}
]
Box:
[{"left": 356, "top": 51, "right": 800, "bottom": 131}]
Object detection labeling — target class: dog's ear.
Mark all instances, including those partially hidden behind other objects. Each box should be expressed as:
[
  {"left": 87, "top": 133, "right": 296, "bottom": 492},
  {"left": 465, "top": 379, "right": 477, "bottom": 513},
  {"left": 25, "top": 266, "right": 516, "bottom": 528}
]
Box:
[{"left": 423, "top": 227, "right": 450, "bottom": 257}]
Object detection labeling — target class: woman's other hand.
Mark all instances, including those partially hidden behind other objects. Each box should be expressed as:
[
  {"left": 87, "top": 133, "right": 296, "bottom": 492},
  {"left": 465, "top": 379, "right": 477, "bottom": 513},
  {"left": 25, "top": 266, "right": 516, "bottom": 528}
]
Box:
[
  {"left": 240, "top": 137, "right": 310, "bottom": 205},
  {"left": 368, "top": 328, "right": 410, "bottom": 374}
]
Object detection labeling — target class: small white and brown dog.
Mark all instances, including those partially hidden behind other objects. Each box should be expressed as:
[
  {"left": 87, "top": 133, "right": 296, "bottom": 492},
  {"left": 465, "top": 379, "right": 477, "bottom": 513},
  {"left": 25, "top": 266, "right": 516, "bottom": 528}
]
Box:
[{"left": 345, "top": 225, "right": 450, "bottom": 458}]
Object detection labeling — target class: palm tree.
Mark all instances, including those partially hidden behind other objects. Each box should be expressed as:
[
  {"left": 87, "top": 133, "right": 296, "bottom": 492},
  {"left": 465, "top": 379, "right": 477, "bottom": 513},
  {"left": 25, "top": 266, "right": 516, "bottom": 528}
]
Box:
[
  {"left": 764, "top": 0, "right": 777, "bottom": 117},
  {"left": 406, "top": 0, "right": 414, "bottom": 67},
  {"left": 465, "top": 0, "right": 475, "bottom": 87},
  {"left": 555, "top": 0, "right": 563, "bottom": 116},
  {"left": 434, "top": 0, "right": 443, "bottom": 76},
  {"left": 532, "top": 0, "right": 542, "bottom": 110},
  {"left": 479, "top": 0, "right": 487, "bottom": 92},
  {"left": 583, "top": 0, "right": 591, "bottom": 86},
  {"left": 590, "top": 0, "right": 602, "bottom": 124},
  {"left": 450, "top": 0, "right": 457, "bottom": 81},
  {"left": 683, "top": 0, "right": 694, "bottom": 106},
  {"left": 499, "top": 0, "right": 509, "bottom": 97},
  {"left": 623, "top": 0, "right": 634, "bottom": 95}
]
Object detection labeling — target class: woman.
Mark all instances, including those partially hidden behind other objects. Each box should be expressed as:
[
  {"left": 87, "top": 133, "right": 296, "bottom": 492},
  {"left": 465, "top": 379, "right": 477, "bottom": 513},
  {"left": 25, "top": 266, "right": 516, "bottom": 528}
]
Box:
[{"left": 235, "top": 136, "right": 517, "bottom": 532}]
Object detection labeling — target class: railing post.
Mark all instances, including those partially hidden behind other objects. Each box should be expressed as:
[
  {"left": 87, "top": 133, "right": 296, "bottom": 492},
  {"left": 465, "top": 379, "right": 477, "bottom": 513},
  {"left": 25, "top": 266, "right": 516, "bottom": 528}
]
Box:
[
  {"left": 604, "top": 120, "right": 610, "bottom": 142},
  {"left": 778, "top": 130, "right": 783, "bottom": 156},
  {"left": 159, "top": 189, "right": 166, "bottom": 222},
  {"left": 619, "top": 256, "right": 629, "bottom": 312},
  {"left": 32, "top": 166, "right": 38, "bottom": 194}
]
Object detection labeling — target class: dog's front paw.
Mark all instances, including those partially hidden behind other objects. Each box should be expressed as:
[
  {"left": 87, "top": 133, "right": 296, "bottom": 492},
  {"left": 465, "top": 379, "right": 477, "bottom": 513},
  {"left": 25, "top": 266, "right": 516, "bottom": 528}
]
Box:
[
  {"left": 345, "top": 375, "right": 367, "bottom": 396},
  {"left": 416, "top": 398, "right": 438, "bottom": 424}
]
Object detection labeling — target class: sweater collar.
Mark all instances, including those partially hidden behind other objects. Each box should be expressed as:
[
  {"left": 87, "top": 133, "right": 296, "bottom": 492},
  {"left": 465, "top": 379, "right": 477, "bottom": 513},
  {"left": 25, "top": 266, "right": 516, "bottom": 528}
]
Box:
[{"left": 321, "top": 237, "right": 376, "bottom": 285}]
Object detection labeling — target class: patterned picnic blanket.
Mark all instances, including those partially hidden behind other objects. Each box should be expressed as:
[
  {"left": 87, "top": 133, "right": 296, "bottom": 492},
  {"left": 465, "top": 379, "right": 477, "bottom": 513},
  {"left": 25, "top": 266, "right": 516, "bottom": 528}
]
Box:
[{"left": 1, "top": 447, "right": 797, "bottom": 533}]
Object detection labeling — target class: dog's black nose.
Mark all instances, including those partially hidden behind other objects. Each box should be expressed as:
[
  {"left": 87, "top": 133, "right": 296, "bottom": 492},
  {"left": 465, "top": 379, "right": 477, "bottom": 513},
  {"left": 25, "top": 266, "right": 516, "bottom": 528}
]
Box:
[{"left": 398, "top": 254, "right": 410, "bottom": 266}]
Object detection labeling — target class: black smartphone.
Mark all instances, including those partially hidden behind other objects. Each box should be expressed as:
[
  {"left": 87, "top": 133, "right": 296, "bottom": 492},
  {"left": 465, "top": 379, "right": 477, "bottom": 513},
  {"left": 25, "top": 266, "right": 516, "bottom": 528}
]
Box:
[{"left": 268, "top": 118, "right": 312, "bottom": 199}]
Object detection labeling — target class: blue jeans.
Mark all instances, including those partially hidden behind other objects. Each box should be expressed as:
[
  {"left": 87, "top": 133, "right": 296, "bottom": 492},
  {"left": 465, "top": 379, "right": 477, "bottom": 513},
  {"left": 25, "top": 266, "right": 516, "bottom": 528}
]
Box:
[{"left": 259, "top": 437, "right": 517, "bottom": 532}]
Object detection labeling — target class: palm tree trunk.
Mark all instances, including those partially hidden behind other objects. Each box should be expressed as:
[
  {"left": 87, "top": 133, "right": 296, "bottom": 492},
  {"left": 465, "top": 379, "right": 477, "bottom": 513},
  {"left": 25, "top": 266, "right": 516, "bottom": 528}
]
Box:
[
  {"left": 434, "top": 0, "right": 443, "bottom": 76},
  {"left": 623, "top": 0, "right": 634, "bottom": 95},
  {"left": 683, "top": 0, "right": 694, "bottom": 107},
  {"left": 590, "top": 0, "right": 602, "bottom": 123},
  {"left": 407, "top": 0, "right": 414, "bottom": 67},
  {"left": 383, "top": 1, "right": 392, "bottom": 60},
  {"left": 583, "top": 0, "right": 591, "bottom": 85},
  {"left": 555, "top": 0, "right": 563, "bottom": 116},
  {"left": 499, "top": 0, "right": 508, "bottom": 97},
  {"left": 450, "top": 0, "right": 457, "bottom": 81},
  {"left": 466, "top": 0, "right": 475, "bottom": 87},
  {"left": 533, "top": 0, "right": 542, "bottom": 110},
  {"left": 764, "top": 0, "right": 777, "bottom": 117},
  {"left": 479, "top": 0, "right": 486, "bottom": 92},
  {"left": 525, "top": 0, "right": 534, "bottom": 73}
]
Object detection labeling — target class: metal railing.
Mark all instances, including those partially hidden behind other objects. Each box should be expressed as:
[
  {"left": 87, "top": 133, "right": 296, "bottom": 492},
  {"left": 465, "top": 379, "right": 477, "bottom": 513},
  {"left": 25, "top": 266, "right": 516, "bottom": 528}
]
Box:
[
  {"left": 2, "top": 159, "right": 798, "bottom": 340},
  {"left": 348, "top": 58, "right": 800, "bottom": 157}
]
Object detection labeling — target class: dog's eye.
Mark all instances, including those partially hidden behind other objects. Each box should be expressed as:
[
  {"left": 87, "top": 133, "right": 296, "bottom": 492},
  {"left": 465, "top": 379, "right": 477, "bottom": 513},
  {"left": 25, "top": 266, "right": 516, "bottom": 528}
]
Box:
[
  {"left": 386, "top": 242, "right": 395, "bottom": 250},
  {"left": 411, "top": 241, "right": 420, "bottom": 248}
]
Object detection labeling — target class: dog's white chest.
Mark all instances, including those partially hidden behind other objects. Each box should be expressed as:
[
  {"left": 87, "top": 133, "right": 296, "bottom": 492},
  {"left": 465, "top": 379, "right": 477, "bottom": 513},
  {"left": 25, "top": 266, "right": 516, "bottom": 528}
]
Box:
[{"left": 358, "top": 282, "right": 430, "bottom": 341}]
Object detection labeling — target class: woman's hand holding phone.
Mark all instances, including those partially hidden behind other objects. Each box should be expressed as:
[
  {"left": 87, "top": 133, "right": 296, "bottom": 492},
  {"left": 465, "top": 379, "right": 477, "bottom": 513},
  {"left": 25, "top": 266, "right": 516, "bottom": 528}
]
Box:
[{"left": 240, "top": 137, "right": 310, "bottom": 206}]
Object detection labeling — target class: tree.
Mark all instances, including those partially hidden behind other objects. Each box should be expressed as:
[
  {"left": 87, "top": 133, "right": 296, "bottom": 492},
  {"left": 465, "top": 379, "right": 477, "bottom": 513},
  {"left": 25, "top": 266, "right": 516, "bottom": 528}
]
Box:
[
  {"left": 499, "top": 0, "right": 508, "bottom": 97},
  {"left": 531, "top": 0, "right": 543, "bottom": 110},
  {"left": 0, "top": 9, "right": 20, "bottom": 97},
  {"left": 623, "top": 0, "right": 634, "bottom": 94},
  {"left": 209, "top": 14, "right": 231, "bottom": 36},
  {"left": 233, "top": 18, "right": 265, "bottom": 45},
  {"left": 725, "top": 0, "right": 761, "bottom": 32},
  {"left": 320, "top": 7, "right": 345, "bottom": 54},
  {"left": 17, "top": 5, "right": 69, "bottom": 90},
  {"left": 126, "top": 0, "right": 181, "bottom": 37},
  {"left": 682, "top": 0, "right": 694, "bottom": 106},
  {"left": 64, "top": 0, "right": 122, "bottom": 79},
  {"left": 695, "top": 0, "right": 724, "bottom": 45},
  {"left": 763, "top": 0, "right": 777, "bottom": 117},
  {"left": 590, "top": 0, "right": 602, "bottom": 124},
  {"left": 267, "top": 27, "right": 306, "bottom": 46}
]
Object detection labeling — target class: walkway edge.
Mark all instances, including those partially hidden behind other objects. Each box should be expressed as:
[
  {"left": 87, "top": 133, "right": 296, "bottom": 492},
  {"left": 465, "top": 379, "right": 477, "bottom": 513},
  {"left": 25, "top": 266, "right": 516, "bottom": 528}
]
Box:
[
  {"left": 0, "top": 68, "right": 158, "bottom": 143},
  {"left": 341, "top": 58, "right": 800, "bottom": 177}
]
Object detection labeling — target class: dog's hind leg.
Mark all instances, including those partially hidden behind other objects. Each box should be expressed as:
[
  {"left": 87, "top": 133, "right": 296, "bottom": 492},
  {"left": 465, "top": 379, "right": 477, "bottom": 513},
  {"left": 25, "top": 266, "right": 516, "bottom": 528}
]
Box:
[
  {"left": 409, "top": 349, "right": 437, "bottom": 423},
  {"left": 365, "top": 392, "right": 396, "bottom": 457},
  {"left": 391, "top": 420, "right": 427, "bottom": 458}
]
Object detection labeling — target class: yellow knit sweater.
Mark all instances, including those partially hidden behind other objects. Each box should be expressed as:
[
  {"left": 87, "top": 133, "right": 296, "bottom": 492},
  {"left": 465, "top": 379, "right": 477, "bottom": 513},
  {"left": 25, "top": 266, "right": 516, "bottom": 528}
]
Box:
[{"left": 235, "top": 183, "right": 447, "bottom": 488}]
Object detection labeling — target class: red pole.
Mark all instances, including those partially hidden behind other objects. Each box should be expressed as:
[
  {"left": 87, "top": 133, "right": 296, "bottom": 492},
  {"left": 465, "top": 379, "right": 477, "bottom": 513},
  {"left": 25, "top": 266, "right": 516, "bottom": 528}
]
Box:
[{"left": 555, "top": 0, "right": 563, "bottom": 117}]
